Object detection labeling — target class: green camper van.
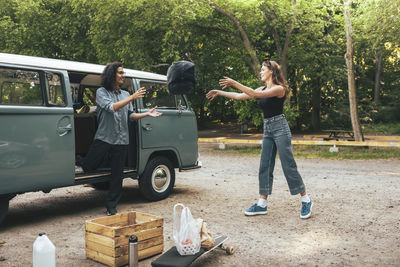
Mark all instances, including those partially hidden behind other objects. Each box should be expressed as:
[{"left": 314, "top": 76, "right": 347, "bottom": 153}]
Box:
[{"left": 0, "top": 53, "right": 201, "bottom": 224}]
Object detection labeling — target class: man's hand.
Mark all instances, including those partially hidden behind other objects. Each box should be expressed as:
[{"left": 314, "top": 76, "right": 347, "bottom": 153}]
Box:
[
  {"left": 147, "top": 106, "right": 162, "bottom": 117},
  {"left": 131, "top": 87, "right": 146, "bottom": 100}
]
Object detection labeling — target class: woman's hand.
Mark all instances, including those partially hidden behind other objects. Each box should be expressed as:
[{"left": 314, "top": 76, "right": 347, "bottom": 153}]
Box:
[
  {"left": 206, "top": 90, "right": 219, "bottom": 101},
  {"left": 131, "top": 87, "right": 146, "bottom": 100},
  {"left": 147, "top": 106, "right": 162, "bottom": 117},
  {"left": 219, "top": 76, "right": 236, "bottom": 89}
]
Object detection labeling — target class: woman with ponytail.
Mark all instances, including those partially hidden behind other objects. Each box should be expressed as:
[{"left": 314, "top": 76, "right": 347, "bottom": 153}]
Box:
[{"left": 206, "top": 60, "right": 312, "bottom": 219}]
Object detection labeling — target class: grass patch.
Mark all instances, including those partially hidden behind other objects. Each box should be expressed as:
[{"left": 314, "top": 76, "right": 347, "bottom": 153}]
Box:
[
  {"left": 293, "top": 145, "right": 400, "bottom": 159},
  {"left": 217, "top": 145, "right": 400, "bottom": 159},
  {"left": 363, "top": 122, "right": 400, "bottom": 135}
]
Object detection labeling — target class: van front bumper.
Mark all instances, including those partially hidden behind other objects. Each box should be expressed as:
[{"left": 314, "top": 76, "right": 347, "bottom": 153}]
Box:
[{"left": 180, "top": 160, "right": 202, "bottom": 172}]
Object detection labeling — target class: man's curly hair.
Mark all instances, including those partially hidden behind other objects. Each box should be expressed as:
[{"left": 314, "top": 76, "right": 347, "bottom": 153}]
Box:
[{"left": 101, "top": 62, "right": 123, "bottom": 91}]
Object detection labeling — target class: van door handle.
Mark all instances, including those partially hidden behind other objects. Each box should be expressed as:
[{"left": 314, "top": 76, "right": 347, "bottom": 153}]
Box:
[
  {"left": 142, "top": 124, "right": 152, "bottom": 131},
  {"left": 57, "top": 124, "right": 72, "bottom": 136},
  {"left": 58, "top": 125, "right": 72, "bottom": 131}
]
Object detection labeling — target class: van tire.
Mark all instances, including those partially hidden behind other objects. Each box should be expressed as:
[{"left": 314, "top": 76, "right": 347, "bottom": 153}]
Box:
[
  {"left": 0, "top": 195, "right": 10, "bottom": 225},
  {"left": 139, "top": 156, "right": 175, "bottom": 201}
]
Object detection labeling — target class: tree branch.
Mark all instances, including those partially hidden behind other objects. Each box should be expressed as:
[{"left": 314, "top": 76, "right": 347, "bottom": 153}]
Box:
[{"left": 205, "top": 0, "right": 260, "bottom": 76}]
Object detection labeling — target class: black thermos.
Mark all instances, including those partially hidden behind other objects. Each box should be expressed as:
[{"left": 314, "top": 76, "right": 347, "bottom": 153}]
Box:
[{"left": 128, "top": 235, "right": 138, "bottom": 267}]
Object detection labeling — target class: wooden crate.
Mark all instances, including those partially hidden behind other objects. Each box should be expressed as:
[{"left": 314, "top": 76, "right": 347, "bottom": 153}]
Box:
[{"left": 85, "top": 211, "right": 164, "bottom": 267}]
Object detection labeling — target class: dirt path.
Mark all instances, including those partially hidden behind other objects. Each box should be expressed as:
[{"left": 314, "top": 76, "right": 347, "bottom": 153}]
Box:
[{"left": 0, "top": 148, "right": 399, "bottom": 266}]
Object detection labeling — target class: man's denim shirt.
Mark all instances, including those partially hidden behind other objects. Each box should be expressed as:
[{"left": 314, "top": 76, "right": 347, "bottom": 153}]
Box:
[{"left": 94, "top": 87, "right": 133, "bottom": 145}]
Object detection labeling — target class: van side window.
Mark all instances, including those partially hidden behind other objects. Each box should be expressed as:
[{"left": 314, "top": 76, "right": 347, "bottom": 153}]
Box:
[
  {"left": 0, "top": 67, "right": 43, "bottom": 106},
  {"left": 141, "top": 81, "right": 186, "bottom": 109},
  {"left": 45, "top": 72, "right": 65, "bottom": 106},
  {"left": 82, "top": 86, "right": 97, "bottom": 106}
]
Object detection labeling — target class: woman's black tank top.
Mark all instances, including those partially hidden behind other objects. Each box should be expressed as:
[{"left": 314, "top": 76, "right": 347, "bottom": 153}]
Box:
[{"left": 259, "top": 92, "right": 285, "bottom": 119}]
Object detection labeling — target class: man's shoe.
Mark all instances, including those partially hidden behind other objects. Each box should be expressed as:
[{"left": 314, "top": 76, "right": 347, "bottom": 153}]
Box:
[
  {"left": 300, "top": 200, "right": 313, "bottom": 219},
  {"left": 244, "top": 203, "right": 267, "bottom": 216},
  {"left": 75, "top": 165, "right": 84, "bottom": 174},
  {"left": 106, "top": 209, "right": 117, "bottom": 216}
]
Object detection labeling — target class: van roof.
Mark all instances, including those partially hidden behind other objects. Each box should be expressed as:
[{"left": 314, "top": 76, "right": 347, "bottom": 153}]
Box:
[{"left": 0, "top": 53, "right": 167, "bottom": 81}]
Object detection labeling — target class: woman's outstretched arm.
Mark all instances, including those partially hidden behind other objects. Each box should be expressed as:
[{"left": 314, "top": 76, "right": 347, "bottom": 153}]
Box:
[
  {"left": 219, "top": 77, "right": 284, "bottom": 98},
  {"left": 206, "top": 89, "right": 252, "bottom": 101}
]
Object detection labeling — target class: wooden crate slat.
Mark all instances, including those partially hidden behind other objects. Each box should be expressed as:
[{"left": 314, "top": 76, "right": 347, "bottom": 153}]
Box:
[
  {"left": 86, "top": 247, "right": 117, "bottom": 267},
  {"left": 115, "top": 255, "right": 128, "bottom": 267},
  {"left": 138, "top": 235, "right": 163, "bottom": 250},
  {"left": 138, "top": 244, "right": 164, "bottom": 260},
  {"left": 114, "top": 227, "right": 163, "bottom": 247},
  {"left": 128, "top": 212, "right": 136, "bottom": 225},
  {"left": 114, "top": 218, "right": 163, "bottom": 236},
  {"left": 90, "top": 213, "right": 129, "bottom": 227},
  {"left": 135, "top": 211, "right": 162, "bottom": 221},
  {"left": 138, "top": 226, "right": 163, "bottom": 241},
  {"left": 113, "top": 235, "right": 164, "bottom": 257},
  {"left": 86, "top": 240, "right": 126, "bottom": 258},
  {"left": 86, "top": 221, "right": 116, "bottom": 237},
  {"left": 85, "top": 232, "right": 115, "bottom": 248},
  {"left": 108, "top": 244, "right": 164, "bottom": 265}
]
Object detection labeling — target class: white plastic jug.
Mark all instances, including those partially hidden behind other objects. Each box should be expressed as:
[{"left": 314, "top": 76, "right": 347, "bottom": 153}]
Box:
[{"left": 33, "top": 233, "right": 56, "bottom": 267}]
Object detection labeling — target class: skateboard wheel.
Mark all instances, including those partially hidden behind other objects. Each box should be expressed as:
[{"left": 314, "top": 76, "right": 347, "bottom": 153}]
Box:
[{"left": 226, "top": 246, "right": 234, "bottom": 255}]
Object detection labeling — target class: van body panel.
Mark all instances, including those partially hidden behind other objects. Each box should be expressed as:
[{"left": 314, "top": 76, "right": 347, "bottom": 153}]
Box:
[
  {"left": 0, "top": 112, "right": 75, "bottom": 194},
  {"left": 0, "top": 67, "right": 75, "bottom": 194},
  {"left": 138, "top": 109, "right": 198, "bottom": 166}
]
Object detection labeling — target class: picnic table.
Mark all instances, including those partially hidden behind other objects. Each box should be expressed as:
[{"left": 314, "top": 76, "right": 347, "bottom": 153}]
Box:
[{"left": 322, "top": 129, "right": 354, "bottom": 141}]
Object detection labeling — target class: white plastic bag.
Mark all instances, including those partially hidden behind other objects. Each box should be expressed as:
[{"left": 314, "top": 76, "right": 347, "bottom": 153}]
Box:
[{"left": 173, "top": 203, "right": 201, "bottom": 255}]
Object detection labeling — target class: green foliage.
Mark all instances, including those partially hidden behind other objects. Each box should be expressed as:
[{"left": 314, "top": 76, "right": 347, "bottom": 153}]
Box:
[
  {"left": 363, "top": 122, "right": 400, "bottom": 135},
  {"left": 0, "top": 0, "right": 399, "bottom": 132}
]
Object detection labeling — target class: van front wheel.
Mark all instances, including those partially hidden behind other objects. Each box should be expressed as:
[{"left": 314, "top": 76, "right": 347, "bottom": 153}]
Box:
[
  {"left": 139, "top": 156, "right": 175, "bottom": 201},
  {"left": 0, "top": 195, "right": 10, "bottom": 225}
]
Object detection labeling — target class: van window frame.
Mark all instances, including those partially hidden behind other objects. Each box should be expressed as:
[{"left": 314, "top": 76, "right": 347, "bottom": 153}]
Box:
[
  {"left": 43, "top": 70, "right": 68, "bottom": 107},
  {"left": 136, "top": 79, "right": 188, "bottom": 110},
  {"left": 0, "top": 65, "right": 68, "bottom": 107},
  {"left": 0, "top": 66, "right": 44, "bottom": 106}
]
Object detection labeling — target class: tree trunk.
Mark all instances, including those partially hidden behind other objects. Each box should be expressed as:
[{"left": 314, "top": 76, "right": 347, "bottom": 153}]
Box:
[
  {"left": 311, "top": 79, "right": 321, "bottom": 130},
  {"left": 280, "top": 55, "right": 288, "bottom": 81},
  {"left": 344, "top": 0, "right": 364, "bottom": 141},
  {"left": 374, "top": 51, "right": 382, "bottom": 104}
]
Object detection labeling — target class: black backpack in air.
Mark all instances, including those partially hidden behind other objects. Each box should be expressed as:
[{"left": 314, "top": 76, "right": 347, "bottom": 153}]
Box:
[{"left": 167, "top": 60, "right": 195, "bottom": 94}]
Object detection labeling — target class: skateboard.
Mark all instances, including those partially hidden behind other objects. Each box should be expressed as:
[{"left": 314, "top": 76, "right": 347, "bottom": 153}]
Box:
[{"left": 151, "top": 235, "right": 234, "bottom": 267}]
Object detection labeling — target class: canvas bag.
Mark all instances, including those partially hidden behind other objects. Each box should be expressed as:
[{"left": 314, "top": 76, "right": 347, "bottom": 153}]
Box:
[
  {"left": 167, "top": 60, "right": 195, "bottom": 94},
  {"left": 173, "top": 203, "right": 201, "bottom": 255}
]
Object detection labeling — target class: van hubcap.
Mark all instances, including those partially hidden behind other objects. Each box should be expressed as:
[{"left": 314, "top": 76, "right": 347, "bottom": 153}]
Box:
[{"left": 151, "top": 165, "right": 170, "bottom": 193}]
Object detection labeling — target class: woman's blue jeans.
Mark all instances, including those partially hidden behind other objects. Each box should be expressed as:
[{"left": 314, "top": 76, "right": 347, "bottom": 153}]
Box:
[{"left": 259, "top": 114, "right": 305, "bottom": 196}]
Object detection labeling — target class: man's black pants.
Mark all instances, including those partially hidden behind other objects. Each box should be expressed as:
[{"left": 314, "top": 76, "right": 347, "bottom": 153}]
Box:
[{"left": 82, "top": 139, "right": 128, "bottom": 213}]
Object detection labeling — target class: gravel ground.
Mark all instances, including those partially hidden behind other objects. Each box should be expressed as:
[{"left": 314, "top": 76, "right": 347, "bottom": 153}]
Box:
[{"left": 0, "top": 146, "right": 399, "bottom": 266}]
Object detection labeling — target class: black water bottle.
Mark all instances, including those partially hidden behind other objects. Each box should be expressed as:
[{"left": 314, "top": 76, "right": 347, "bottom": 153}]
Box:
[{"left": 128, "top": 235, "right": 138, "bottom": 267}]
